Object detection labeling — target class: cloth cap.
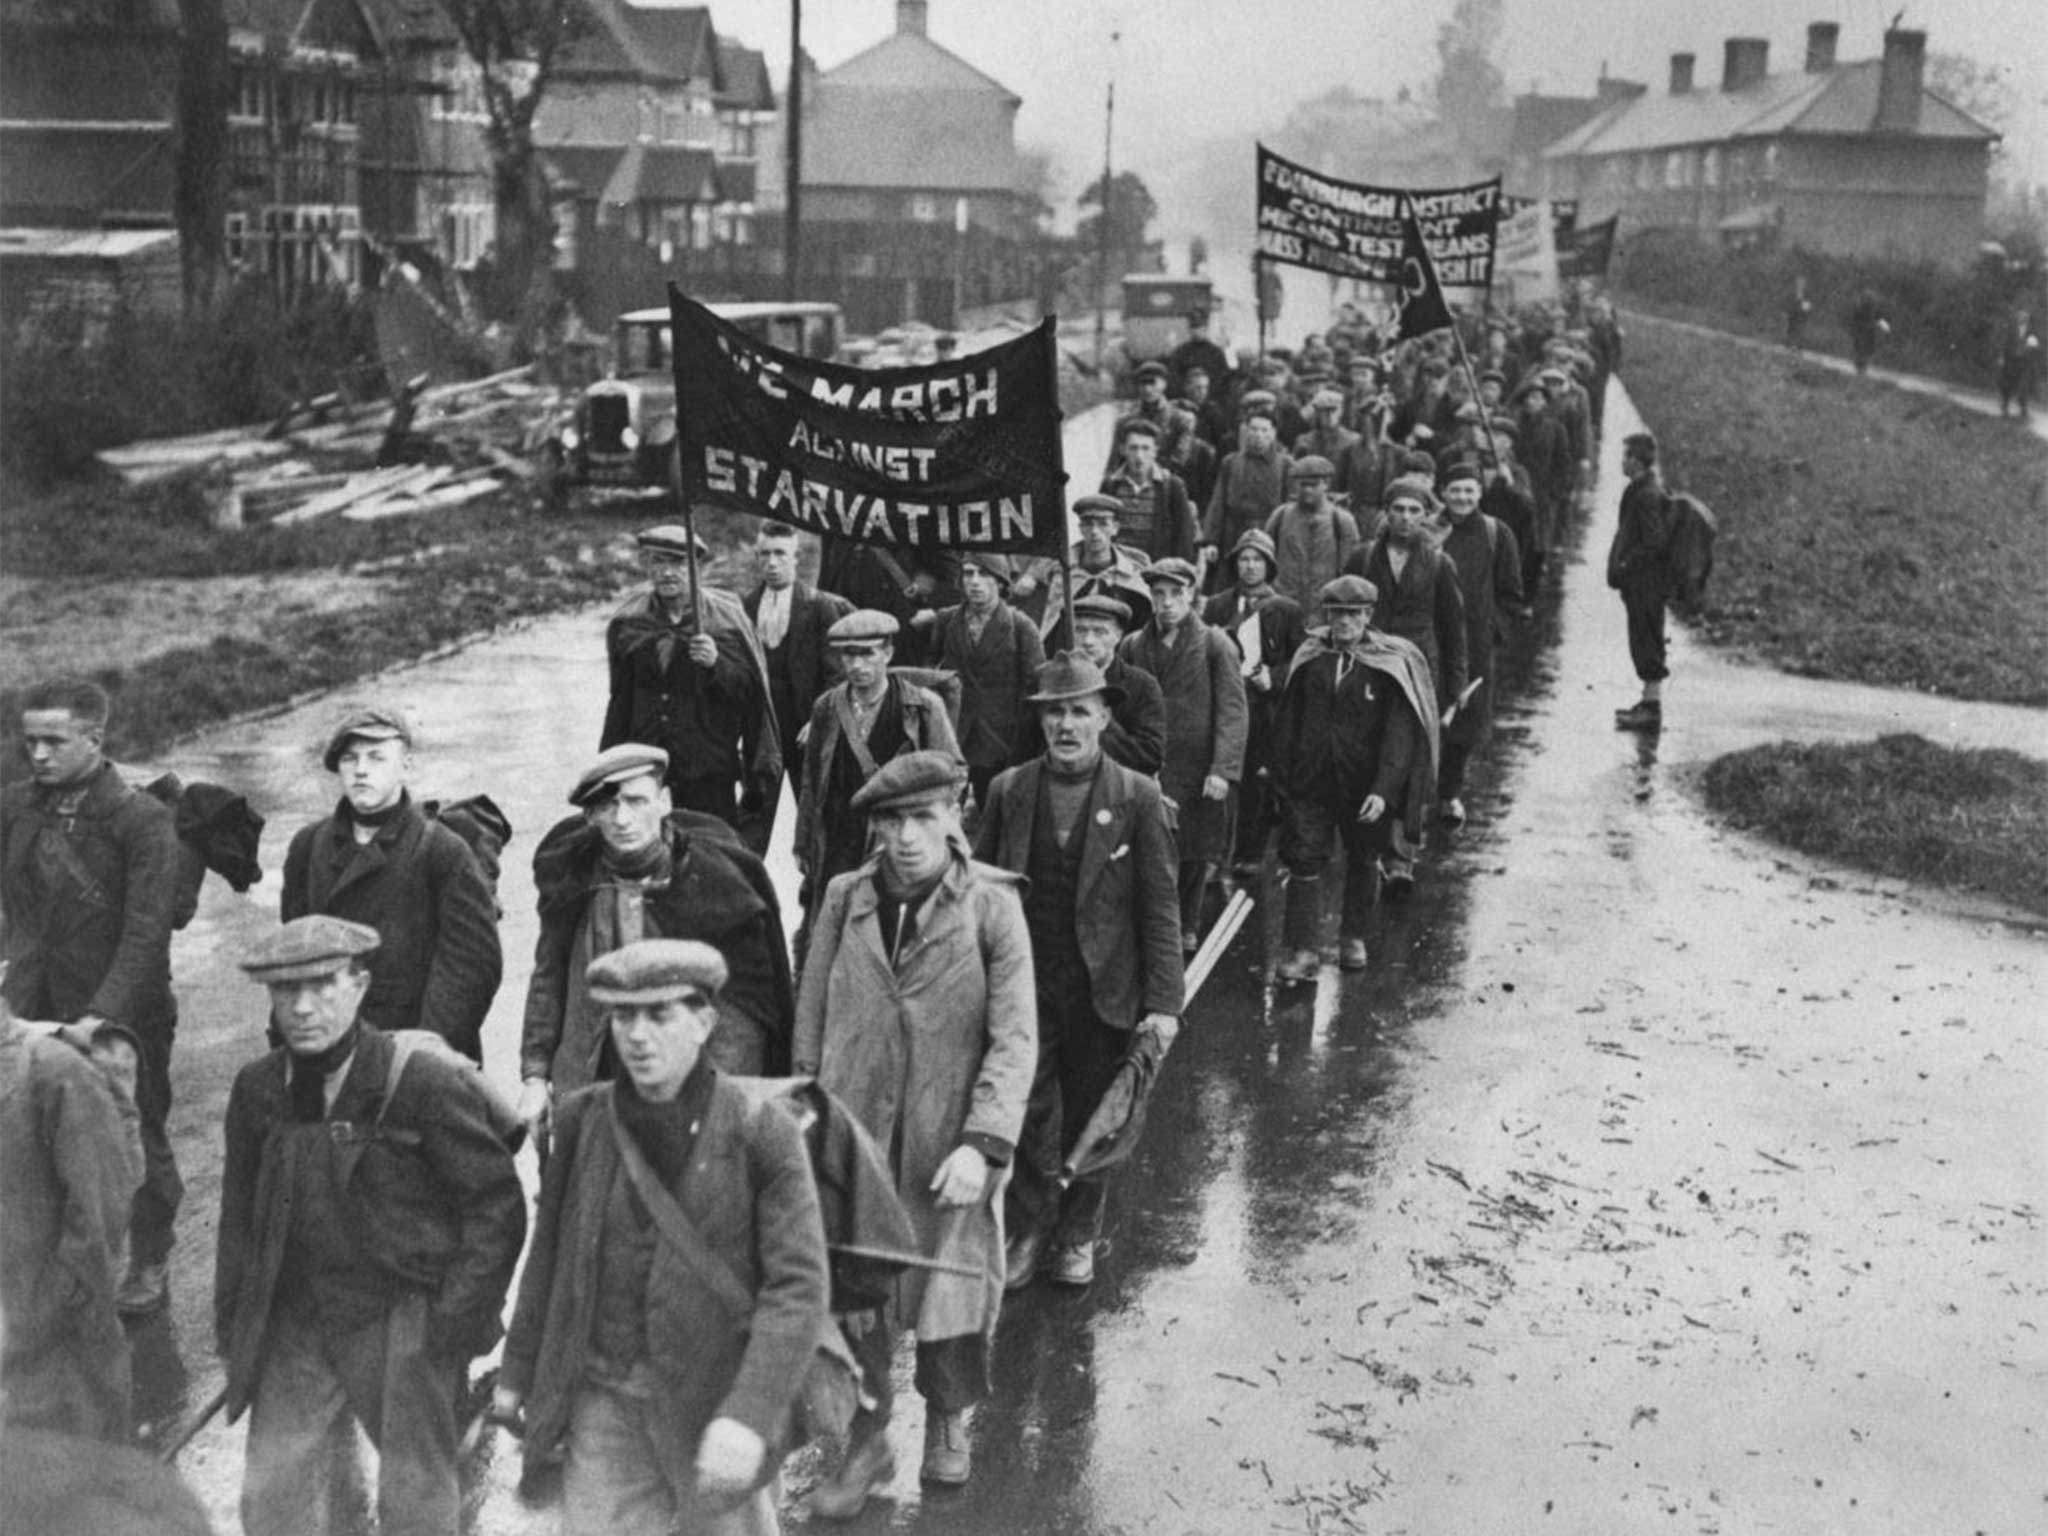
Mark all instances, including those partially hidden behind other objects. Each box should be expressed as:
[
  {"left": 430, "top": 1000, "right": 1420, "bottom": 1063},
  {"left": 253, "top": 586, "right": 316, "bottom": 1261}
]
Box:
[
  {"left": 1073, "top": 494, "right": 1123, "bottom": 522},
  {"left": 848, "top": 750, "right": 967, "bottom": 814},
  {"left": 1384, "top": 474, "right": 1440, "bottom": 512},
  {"left": 1311, "top": 388, "right": 1345, "bottom": 410},
  {"left": 322, "top": 702, "right": 413, "bottom": 772},
  {"left": 1238, "top": 389, "right": 1278, "bottom": 410},
  {"left": 1133, "top": 360, "right": 1170, "bottom": 382},
  {"left": 1027, "top": 651, "right": 1126, "bottom": 708},
  {"left": 1231, "top": 527, "right": 1278, "bottom": 566},
  {"left": 635, "top": 524, "right": 712, "bottom": 561},
  {"left": 1143, "top": 557, "right": 1200, "bottom": 591},
  {"left": 242, "top": 915, "right": 380, "bottom": 983},
  {"left": 1070, "top": 592, "right": 1133, "bottom": 628},
  {"left": 827, "top": 609, "right": 900, "bottom": 647},
  {"left": 959, "top": 552, "right": 1013, "bottom": 583},
  {"left": 1478, "top": 368, "right": 1506, "bottom": 387},
  {"left": 1320, "top": 575, "right": 1379, "bottom": 610},
  {"left": 1441, "top": 459, "right": 1485, "bottom": 489},
  {"left": 1514, "top": 375, "right": 1549, "bottom": 402},
  {"left": 1118, "top": 416, "right": 1162, "bottom": 440},
  {"left": 570, "top": 743, "right": 670, "bottom": 807},
  {"left": 1538, "top": 366, "right": 1569, "bottom": 387},
  {"left": 1288, "top": 455, "right": 1335, "bottom": 483},
  {"left": 586, "top": 938, "right": 728, "bottom": 1006}
]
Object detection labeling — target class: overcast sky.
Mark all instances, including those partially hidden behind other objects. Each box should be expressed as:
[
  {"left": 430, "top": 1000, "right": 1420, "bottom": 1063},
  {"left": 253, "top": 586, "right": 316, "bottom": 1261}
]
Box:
[{"left": 705, "top": 0, "right": 2048, "bottom": 194}]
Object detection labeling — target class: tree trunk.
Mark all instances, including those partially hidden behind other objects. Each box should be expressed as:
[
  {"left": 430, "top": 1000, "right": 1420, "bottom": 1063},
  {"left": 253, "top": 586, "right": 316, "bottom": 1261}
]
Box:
[
  {"left": 174, "top": 0, "right": 230, "bottom": 314},
  {"left": 488, "top": 134, "right": 558, "bottom": 354}
]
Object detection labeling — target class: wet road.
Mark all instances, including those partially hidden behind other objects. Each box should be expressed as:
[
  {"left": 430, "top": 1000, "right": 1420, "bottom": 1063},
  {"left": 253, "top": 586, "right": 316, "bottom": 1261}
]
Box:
[{"left": 125, "top": 386, "right": 2046, "bottom": 1533}]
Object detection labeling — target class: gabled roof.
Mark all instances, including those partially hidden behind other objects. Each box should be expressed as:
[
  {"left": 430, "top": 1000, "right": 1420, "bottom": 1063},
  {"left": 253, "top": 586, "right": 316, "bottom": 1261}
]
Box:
[
  {"left": 603, "top": 143, "right": 718, "bottom": 204},
  {"left": 355, "top": 0, "right": 454, "bottom": 49},
  {"left": 1543, "top": 56, "right": 1998, "bottom": 158},
  {"left": 715, "top": 36, "right": 774, "bottom": 110},
  {"left": 543, "top": 144, "right": 627, "bottom": 198},
  {"left": 224, "top": 0, "right": 383, "bottom": 58},
  {"left": 822, "top": 26, "right": 1018, "bottom": 106},
  {"left": 562, "top": 0, "right": 717, "bottom": 84}
]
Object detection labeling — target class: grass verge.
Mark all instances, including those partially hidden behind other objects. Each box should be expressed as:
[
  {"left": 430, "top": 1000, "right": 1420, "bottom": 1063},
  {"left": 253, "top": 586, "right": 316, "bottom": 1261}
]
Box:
[
  {"left": 1703, "top": 734, "right": 2048, "bottom": 916},
  {"left": 1624, "top": 316, "right": 2048, "bottom": 704}
]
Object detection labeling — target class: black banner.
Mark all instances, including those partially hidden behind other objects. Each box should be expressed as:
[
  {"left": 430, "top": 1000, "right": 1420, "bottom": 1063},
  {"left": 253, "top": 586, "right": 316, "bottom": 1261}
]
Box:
[
  {"left": 1502, "top": 194, "right": 1579, "bottom": 243},
  {"left": 1559, "top": 215, "right": 1619, "bottom": 279},
  {"left": 668, "top": 286, "right": 1067, "bottom": 555},
  {"left": 1254, "top": 144, "right": 1503, "bottom": 287}
]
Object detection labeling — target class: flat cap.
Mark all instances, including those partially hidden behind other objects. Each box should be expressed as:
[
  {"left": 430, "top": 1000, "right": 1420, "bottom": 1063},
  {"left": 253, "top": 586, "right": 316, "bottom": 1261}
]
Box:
[
  {"left": 570, "top": 742, "right": 670, "bottom": 806},
  {"left": 635, "top": 523, "right": 712, "bottom": 561},
  {"left": 1288, "top": 455, "right": 1336, "bottom": 482},
  {"left": 1143, "top": 557, "right": 1200, "bottom": 590},
  {"left": 1384, "top": 474, "right": 1441, "bottom": 511},
  {"left": 959, "top": 551, "right": 1013, "bottom": 582},
  {"left": 1231, "top": 527, "right": 1278, "bottom": 564},
  {"left": 1478, "top": 367, "right": 1507, "bottom": 387},
  {"left": 1073, "top": 494, "right": 1123, "bottom": 521},
  {"left": 1538, "top": 366, "right": 1569, "bottom": 387},
  {"left": 322, "top": 702, "right": 413, "bottom": 772},
  {"left": 1133, "top": 360, "right": 1169, "bottom": 382},
  {"left": 827, "top": 609, "right": 900, "bottom": 646},
  {"left": 586, "top": 938, "right": 728, "bottom": 1006},
  {"left": 1118, "top": 416, "right": 1162, "bottom": 440},
  {"left": 1440, "top": 459, "right": 1485, "bottom": 489},
  {"left": 1311, "top": 387, "right": 1345, "bottom": 410},
  {"left": 1238, "top": 389, "right": 1279, "bottom": 410},
  {"left": 1320, "top": 575, "right": 1379, "bottom": 609},
  {"left": 1027, "top": 650, "right": 1125, "bottom": 708},
  {"left": 849, "top": 749, "right": 967, "bottom": 815},
  {"left": 242, "top": 915, "right": 380, "bottom": 983},
  {"left": 1070, "top": 592, "right": 1134, "bottom": 627}
]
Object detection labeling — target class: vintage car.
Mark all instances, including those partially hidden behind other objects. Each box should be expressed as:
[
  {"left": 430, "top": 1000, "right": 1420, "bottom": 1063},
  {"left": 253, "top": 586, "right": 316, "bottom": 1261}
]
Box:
[{"left": 547, "top": 300, "right": 843, "bottom": 489}]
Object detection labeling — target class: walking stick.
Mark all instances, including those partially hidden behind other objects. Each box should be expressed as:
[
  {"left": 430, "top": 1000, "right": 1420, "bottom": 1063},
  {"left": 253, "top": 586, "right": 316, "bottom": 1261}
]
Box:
[
  {"left": 157, "top": 1385, "right": 228, "bottom": 1464},
  {"left": 1185, "top": 886, "right": 1255, "bottom": 1003}
]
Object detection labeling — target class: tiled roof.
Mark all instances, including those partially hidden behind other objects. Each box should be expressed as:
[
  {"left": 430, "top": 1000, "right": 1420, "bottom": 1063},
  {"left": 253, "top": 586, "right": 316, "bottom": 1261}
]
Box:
[
  {"left": 715, "top": 37, "right": 774, "bottom": 110},
  {"left": 562, "top": 0, "right": 715, "bottom": 84},
  {"left": 544, "top": 144, "right": 627, "bottom": 197},
  {"left": 822, "top": 28, "right": 1018, "bottom": 105},
  {"left": 1543, "top": 57, "right": 1998, "bottom": 158},
  {"left": 803, "top": 85, "right": 1017, "bottom": 191},
  {"left": 0, "top": 123, "right": 174, "bottom": 220},
  {"left": 604, "top": 143, "right": 718, "bottom": 204},
  {"left": 356, "top": 0, "right": 455, "bottom": 48}
]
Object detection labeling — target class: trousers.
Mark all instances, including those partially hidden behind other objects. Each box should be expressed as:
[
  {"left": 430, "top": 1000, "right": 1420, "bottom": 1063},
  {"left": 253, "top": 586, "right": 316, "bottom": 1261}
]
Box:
[
  {"left": 1621, "top": 587, "right": 1669, "bottom": 683},
  {"left": 131, "top": 1014, "right": 181, "bottom": 1266},
  {"left": 1279, "top": 796, "right": 1395, "bottom": 943},
  {"left": 1007, "top": 991, "right": 1127, "bottom": 1248},
  {"left": 845, "top": 1317, "right": 989, "bottom": 1426},
  {"left": 563, "top": 1383, "right": 779, "bottom": 1536}
]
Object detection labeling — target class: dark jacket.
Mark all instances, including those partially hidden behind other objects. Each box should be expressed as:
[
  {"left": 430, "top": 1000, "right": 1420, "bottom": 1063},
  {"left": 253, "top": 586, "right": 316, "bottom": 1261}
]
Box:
[
  {"left": 1202, "top": 446, "right": 1290, "bottom": 553},
  {"left": 601, "top": 585, "right": 779, "bottom": 797},
  {"left": 282, "top": 795, "right": 503, "bottom": 1061},
  {"left": 1202, "top": 584, "right": 1307, "bottom": 714},
  {"left": 817, "top": 539, "right": 961, "bottom": 658},
  {"left": 500, "top": 1078, "right": 830, "bottom": 1477},
  {"left": 1275, "top": 631, "right": 1438, "bottom": 842},
  {"left": 795, "top": 676, "right": 961, "bottom": 882},
  {"left": 1439, "top": 513, "right": 1524, "bottom": 749},
  {"left": 1100, "top": 465, "right": 1200, "bottom": 564},
  {"left": 521, "top": 814, "right": 793, "bottom": 1089},
  {"left": 1517, "top": 406, "right": 1573, "bottom": 510},
  {"left": 1118, "top": 616, "right": 1249, "bottom": 864},
  {"left": 1102, "top": 655, "right": 1168, "bottom": 776},
  {"left": 974, "top": 756, "right": 1185, "bottom": 1028},
  {"left": 929, "top": 600, "right": 1046, "bottom": 774},
  {"left": 743, "top": 579, "right": 854, "bottom": 750},
  {"left": 1, "top": 763, "right": 179, "bottom": 1032},
  {"left": 214, "top": 1028, "right": 526, "bottom": 1419},
  {"left": 1607, "top": 475, "right": 1677, "bottom": 598},
  {"left": 1347, "top": 536, "right": 1470, "bottom": 709}
]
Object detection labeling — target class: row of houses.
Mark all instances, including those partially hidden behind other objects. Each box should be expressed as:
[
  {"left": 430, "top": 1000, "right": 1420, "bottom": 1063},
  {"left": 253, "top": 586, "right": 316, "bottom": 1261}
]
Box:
[{"left": 0, "top": 0, "right": 1035, "bottom": 330}]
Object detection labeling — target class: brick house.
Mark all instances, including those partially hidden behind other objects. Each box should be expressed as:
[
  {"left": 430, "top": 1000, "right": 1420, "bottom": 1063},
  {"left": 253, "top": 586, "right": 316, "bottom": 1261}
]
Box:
[{"left": 1538, "top": 23, "right": 2000, "bottom": 269}]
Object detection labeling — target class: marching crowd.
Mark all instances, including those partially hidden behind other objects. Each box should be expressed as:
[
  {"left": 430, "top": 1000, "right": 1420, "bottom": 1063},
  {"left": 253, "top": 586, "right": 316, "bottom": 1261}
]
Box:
[{"left": 1, "top": 287, "right": 1692, "bottom": 1536}]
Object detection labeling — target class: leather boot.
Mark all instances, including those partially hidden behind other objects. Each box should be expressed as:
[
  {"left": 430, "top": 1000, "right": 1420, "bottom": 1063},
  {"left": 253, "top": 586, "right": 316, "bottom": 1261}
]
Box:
[
  {"left": 921, "top": 1407, "right": 973, "bottom": 1486},
  {"left": 811, "top": 1423, "right": 897, "bottom": 1520},
  {"left": 1340, "top": 858, "right": 1380, "bottom": 945},
  {"left": 1276, "top": 872, "right": 1322, "bottom": 985}
]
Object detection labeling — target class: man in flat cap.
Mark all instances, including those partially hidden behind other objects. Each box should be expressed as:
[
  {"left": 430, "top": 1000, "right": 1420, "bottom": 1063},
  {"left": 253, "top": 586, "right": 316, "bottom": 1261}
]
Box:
[
  {"left": 3, "top": 676, "right": 182, "bottom": 1315},
  {"left": 282, "top": 701, "right": 502, "bottom": 1064},
  {"left": 1264, "top": 454, "right": 1362, "bottom": 608},
  {"left": 795, "top": 752, "right": 1035, "bottom": 1504},
  {"left": 796, "top": 611, "right": 962, "bottom": 922},
  {"left": 1293, "top": 386, "right": 1360, "bottom": 468},
  {"left": 1167, "top": 309, "right": 1232, "bottom": 403},
  {"left": 1540, "top": 349, "right": 1592, "bottom": 492},
  {"left": 1120, "top": 559, "right": 1247, "bottom": 950},
  {"left": 498, "top": 938, "right": 830, "bottom": 1536},
  {"left": 1099, "top": 417, "right": 1199, "bottom": 567},
  {"left": 1105, "top": 359, "right": 1197, "bottom": 481},
  {"left": 217, "top": 915, "right": 525, "bottom": 1536},
  {"left": 519, "top": 744, "right": 794, "bottom": 1145},
  {"left": 976, "top": 655, "right": 1183, "bottom": 1291},
  {"left": 1436, "top": 461, "right": 1524, "bottom": 826},
  {"left": 603, "top": 523, "right": 781, "bottom": 834},
  {"left": 1514, "top": 374, "right": 1571, "bottom": 580},
  {"left": 1017, "top": 496, "right": 1153, "bottom": 640},
  {"left": 1068, "top": 593, "right": 1166, "bottom": 776},
  {"left": 1201, "top": 407, "right": 1290, "bottom": 593},
  {"left": 1606, "top": 432, "right": 1679, "bottom": 733},
  {"left": 1202, "top": 528, "right": 1306, "bottom": 875},
  {"left": 917, "top": 553, "right": 1045, "bottom": 816},
  {"left": 817, "top": 532, "right": 959, "bottom": 666},
  {"left": 742, "top": 520, "right": 853, "bottom": 825},
  {"left": 1270, "top": 578, "right": 1436, "bottom": 980}
]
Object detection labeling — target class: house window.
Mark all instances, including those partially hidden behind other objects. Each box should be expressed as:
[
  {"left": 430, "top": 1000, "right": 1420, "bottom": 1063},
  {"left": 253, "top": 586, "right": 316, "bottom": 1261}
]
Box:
[
  {"left": 1665, "top": 151, "right": 1683, "bottom": 188},
  {"left": 910, "top": 193, "right": 941, "bottom": 222},
  {"left": 639, "top": 93, "right": 656, "bottom": 144},
  {"left": 1703, "top": 146, "right": 1722, "bottom": 187},
  {"left": 225, "top": 211, "right": 250, "bottom": 263},
  {"left": 1762, "top": 143, "right": 1780, "bottom": 181},
  {"left": 717, "top": 114, "right": 755, "bottom": 158},
  {"left": 233, "top": 67, "right": 266, "bottom": 122},
  {"left": 692, "top": 204, "right": 712, "bottom": 249}
]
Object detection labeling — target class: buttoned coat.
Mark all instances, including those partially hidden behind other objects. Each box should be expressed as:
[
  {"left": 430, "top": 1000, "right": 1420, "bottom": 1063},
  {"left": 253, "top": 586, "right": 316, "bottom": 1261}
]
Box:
[
  {"left": 1346, "top": 536, "right": 1471, "bottom": 710},
  {"left": 1439, "top": 513, "right": 1524, "bottom": 750},
  {"left": 743, "top": 579, "right": 853, "bottom": 750},
  {"left": 499, "top": 1078, "right": 829, "bottom": 1482},
  {"left": 282, "top": 795, "right": 503, "bottom": 1060},
  {"left": 1117, "top": 618, "right": 1249, "bottom": 864},
  {"left": 929, "top": 601, "right": 1046, "bottom": 775},
  {"left": 794, "top": 677, "right": 960, "bottom": 882},
  {"left": 793, "top": 847, "right": 1036, "bottom": 1341},
  {"left": 973, "top": 757, "right": 1186, "bottom": 1028}
]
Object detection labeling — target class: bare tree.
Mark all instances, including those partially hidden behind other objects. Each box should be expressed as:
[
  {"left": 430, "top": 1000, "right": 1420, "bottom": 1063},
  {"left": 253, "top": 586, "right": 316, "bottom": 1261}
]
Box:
[{"left": 174, "top": 0, "right": 229, "bottom": 313}]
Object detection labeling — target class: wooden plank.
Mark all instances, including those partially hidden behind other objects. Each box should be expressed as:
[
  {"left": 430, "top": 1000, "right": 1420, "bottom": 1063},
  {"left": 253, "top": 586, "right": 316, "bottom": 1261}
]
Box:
[{"left": 270, "top": 465, "right": 419, "bottom": 525}]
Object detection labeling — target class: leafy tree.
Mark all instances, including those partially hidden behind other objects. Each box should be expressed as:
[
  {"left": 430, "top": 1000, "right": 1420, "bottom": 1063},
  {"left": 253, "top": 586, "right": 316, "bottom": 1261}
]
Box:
[
  {"left": 1013, "top": 145, "right": 1059, "bottom": 234},
  {"left": 1077, "top": 170, "right": 1157, "bottom": 272},
  {"left": 1433, "top": 0, "right": 1506, "bottom": 150}
]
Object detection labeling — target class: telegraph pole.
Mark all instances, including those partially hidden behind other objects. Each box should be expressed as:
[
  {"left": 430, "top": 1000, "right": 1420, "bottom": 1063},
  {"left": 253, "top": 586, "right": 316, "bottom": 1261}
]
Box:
[
  {"left": 1092, "top": 23, "right": 1120, "bottom": 373},
  {"left": 783, "top": 0, "right": 803, "bottom": 300}
]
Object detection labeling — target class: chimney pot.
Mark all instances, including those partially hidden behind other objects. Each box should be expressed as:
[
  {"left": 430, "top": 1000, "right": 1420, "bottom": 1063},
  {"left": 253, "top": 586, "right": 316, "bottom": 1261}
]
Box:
[
  {"left": 1805, "top": 22, "right": 1840, "bottom": 73},
  {"left": 1875, "top": 28, "right": 1927, "bottom": 132},
  {"left": 898, "top": 0, "right": 928, "bottom": 38},
  {"left": 1722, "top": 37, "right": 1770, "bottom": 92},
  {"left": 1669, "top": 53, "right": 1696, "bottom": 95}
]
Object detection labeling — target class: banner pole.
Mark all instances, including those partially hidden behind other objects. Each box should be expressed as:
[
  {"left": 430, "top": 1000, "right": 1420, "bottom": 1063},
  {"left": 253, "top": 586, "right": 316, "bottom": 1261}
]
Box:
[
  {"left": 1448, "top": 319, "right": 1506, "bottom": 481},
  {"left": 1047, "top": 315, "right": 1078, "bottom": 655},
  {"left": 666, "top": 284, "right": 704, "bottom": 632}
]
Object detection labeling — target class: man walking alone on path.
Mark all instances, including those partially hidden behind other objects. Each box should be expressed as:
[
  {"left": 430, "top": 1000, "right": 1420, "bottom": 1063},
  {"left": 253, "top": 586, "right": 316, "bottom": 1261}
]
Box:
[{"left": 1607, "top": 432, "right": 1679, "bottom": 732}]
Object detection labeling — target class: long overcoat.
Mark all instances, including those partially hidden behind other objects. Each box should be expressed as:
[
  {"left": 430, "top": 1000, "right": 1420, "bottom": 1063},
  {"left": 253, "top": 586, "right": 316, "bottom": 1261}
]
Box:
[
  {"left": 1439, "top": 512, "right": 1524, "bottom": 751},
  {"left": 1118, "top": 618, "right": 1248, "bottom": 864},
  {"left": 929, "top": 601, "right": 1046, "bottom": 776},
  {"left": 793, "top": 847, "right": 1036, "bottom": 1342}
]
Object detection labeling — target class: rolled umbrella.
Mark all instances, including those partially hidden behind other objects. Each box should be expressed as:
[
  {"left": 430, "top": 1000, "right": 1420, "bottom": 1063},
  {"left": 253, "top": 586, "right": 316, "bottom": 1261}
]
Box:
[{"left": 1057, "top": 888, "right": 1254, "bottom": 1187}]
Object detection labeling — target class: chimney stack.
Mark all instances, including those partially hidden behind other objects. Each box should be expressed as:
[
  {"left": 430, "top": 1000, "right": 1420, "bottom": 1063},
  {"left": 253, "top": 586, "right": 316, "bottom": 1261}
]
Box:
[
  {"left": 1722, "top": 36, "right": 1769, "bottom": 91},
  {"left": 1875, "top": 28, "right": 1926, "bottom": 132},
  {"left": 897, "top": 0, "right": 928, "bottom": 37},
  {"left": 1669, "top": 53, "right": 1695, "bottom": 95},
  {"left": 1805, "top": 22, "right": 1839, "bottom": 73}
]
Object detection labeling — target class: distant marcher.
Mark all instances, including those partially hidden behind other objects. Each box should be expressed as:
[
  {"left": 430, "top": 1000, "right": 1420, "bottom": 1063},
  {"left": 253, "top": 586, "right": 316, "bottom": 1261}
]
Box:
[
  {"left": 1202, "top": 529, "right": 1306, "bottom": 874},
  {"left": 1167, "top": 310, "right": 1232, "bottom": 400},
  {"left": 1067, "top": 594, "right": 1167, "bottom": 776},
  {"left": 796, "top": 753, "right": 1037, "bottom": 1507},
  {"left": 283, "top": 702, "right": 503, "bottom": 1064},
  {"left": 1201, "top": 410, "right": 1291, "bottom": 589},
  {"left": 1022, "top": 495, "right": 1155, "bottom": 639},
  {"left": 818, "top": 535, "right": 960, "bottom": 665},
  {"left": 1514, "top": 377, "right": 1572, "bottom": 580},
  {"left": 1263, "top": 456, "right": 1362, "bottom": 607},
  {"left": 922, "top": 554, "right": 1047, "bottom": 811},
  {"left": 603, "top": 524, "right": 781, "bottom": 828},
  {"left": 1997, "top": 309, "right": 2042, "bottom": 421},
  {"left": 218, "top": 916, "right": 525, "bottom": 1536},
  {"left": 1180, "top": 365, "right": 1231, "bottom": 450},
  {"left": 1271, "top": 578, "right": 1434, "bottom": 980},
  {"left": 1105, "top": 361, "right": 1199, "bottom": 480},
  {"left": 1120, "top": 560, "right": 1248, "bottom": 949},
  {"left": 496, "top": 939, "right": 830, "bottom": 1536},
  {"left": 1100, "top": 418, "right": 1200, "bottom": 565},
  {"left": 1292, "top": 387, "right": 1360, "bottom": 465},
  {"left": 1607, "top": 432, "right": 1680, "bottom": 732},
  {"left": 743, "top": 522, "right": 854, "bottom": 811},
  {"left": 976, "top": 655, "right": 1184, "bottom": 1292},
  {"left": 1847, "top": 288, "right": 1889, "bottom": 376},
  {"left": 2, "top": 678, "right": 182, "bottom": 1317},
  {"left": 519, "top": 744, "right": 794, "bottom": 1144},
  {"left": 1435, "top": 462, "right": 1524, "bottom": 826}
]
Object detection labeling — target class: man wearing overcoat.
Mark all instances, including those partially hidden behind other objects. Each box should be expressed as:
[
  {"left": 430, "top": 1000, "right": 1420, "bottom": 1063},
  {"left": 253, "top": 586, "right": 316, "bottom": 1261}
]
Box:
[
  {"left": 1203, "top": 528, "right": 1305, "bottom": 874},
  {"left": 921, "top": 554, "right": 1047, "bottom": 811},
  {"left": 743, "top": 521, "right": 853, "bottom": 814}
]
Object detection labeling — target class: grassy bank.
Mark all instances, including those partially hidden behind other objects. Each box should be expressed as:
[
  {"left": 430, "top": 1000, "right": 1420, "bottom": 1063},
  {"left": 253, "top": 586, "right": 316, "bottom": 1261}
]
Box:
[
  {"left": 1624, "top": 317, "right": 2048, "bottom": 704},
  {"left": 1704, "top": 734, "right": 2048, "bottom": 917}
]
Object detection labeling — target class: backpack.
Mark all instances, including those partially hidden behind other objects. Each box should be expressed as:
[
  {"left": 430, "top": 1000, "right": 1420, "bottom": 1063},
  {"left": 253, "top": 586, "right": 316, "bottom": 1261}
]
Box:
[
  {"left": 1666, "top": 492, "right": 1718, "bottom": 608},
  {"left": 421, "top": 793, "right": 512, "bottom": 917},
  {"left": 378, "top": 1028, "right": 525, "bottom": 1151}
]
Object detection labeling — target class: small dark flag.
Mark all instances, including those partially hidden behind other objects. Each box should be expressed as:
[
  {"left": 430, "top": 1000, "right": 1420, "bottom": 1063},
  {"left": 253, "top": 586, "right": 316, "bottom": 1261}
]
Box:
[{"left": 1394, "top": 197, "right": 1455, "bottom": 341}]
